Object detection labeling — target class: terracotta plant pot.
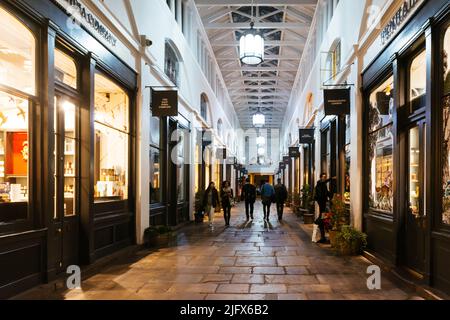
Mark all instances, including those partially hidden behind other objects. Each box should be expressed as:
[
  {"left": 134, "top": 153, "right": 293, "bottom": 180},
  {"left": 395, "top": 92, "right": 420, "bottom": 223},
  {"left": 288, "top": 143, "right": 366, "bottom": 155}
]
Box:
[{"left": 329, "top": 230, "right": 338, "bottom": 248}]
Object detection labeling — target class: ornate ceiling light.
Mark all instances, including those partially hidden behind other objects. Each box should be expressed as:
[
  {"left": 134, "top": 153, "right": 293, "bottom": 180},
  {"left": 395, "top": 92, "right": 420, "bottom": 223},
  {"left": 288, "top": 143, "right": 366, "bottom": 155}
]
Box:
[
  {"left": 239, "top": 1, "right": 264, "bottom": 65},
  {"left": 252, "top": 111, "right": 265, "bottom": 127}
]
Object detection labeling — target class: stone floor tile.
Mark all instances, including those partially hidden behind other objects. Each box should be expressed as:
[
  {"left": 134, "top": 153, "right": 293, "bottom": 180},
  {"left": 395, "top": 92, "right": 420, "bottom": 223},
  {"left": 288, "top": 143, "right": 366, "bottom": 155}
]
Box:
[
  {"left": 231, "top": 274, "right": 265, "bottom": 284},
  {"left": 253, "top": 267, "right": 286, "bottom": 275},
  {"left": 250, "top": 284, "right": 287, "bottom": 294},
  {"left": 216, "top": 284, "right": 250, "bottom": 294}
]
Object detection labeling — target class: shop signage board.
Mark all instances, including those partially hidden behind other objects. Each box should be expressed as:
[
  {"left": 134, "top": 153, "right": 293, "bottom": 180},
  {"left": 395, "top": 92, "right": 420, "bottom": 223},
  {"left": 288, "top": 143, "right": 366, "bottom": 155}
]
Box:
[
  {"left": 151, "top": 89, "right": 178, "bottom": 117},
  {"left": 202, "top": 130, "right": 213, "bottom": 146},
  {"left": 324, "top": 88, "right": 350, "bottom": 116},
  {"left": 299, "top": 128, "right": 315, "bottom": 144},
  {"left": 53, "top": 0, "right": 118, "bottom": 47},
  {"left": 216, "top": 148, "right": 227, "bottom": 161},
  {"left": 279, "top": 162, "right": 286, "bottom": 170},
  {"left": 283, "top": 156, "right": 290, "bottom": 164},
  {"left": 289, "top": 147, "right": 300, "bottom": 158},
  {"left": 380, "top": 0, "right": 424, "bottom": 46}
]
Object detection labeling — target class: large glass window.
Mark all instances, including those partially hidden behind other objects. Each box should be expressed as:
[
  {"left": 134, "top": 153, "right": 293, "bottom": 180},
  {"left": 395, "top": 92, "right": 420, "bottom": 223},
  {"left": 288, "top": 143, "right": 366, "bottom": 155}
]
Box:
[
  {"left": 0, "top": 7, "right": 36, "bottom": 95},
  {"left": 442, "top": 26, "right": 450, "bottom": 225},
  {"left": 55, "top": 49, "right": 77, "bottom": 89},
  {"left": 368, "top": 76, "right": 394, "bottom": 213},
  {"left": 165, "top": 42, "right": 179, "bottom": 86},
  {"left": 409, "top": 50, "right": 426, "bottom": 113},
  {"left": 150, "top": 147, "right": 161, "bottom": 204},
  {"left": 94, "top": 73, "right": 129, "bottom": 202},
  {"left": 344, "top": 115, "right": 351, "bottom": 203},
  {"left": 0, "top": 92, "right": 29, "bottom": 206}
]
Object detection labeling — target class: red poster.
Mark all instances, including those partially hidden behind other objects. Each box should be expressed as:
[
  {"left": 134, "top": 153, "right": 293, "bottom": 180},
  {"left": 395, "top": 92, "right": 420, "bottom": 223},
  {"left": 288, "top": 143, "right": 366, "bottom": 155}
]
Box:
[{"left": 5, "top": 132, "right": 28, "bottom": 176}]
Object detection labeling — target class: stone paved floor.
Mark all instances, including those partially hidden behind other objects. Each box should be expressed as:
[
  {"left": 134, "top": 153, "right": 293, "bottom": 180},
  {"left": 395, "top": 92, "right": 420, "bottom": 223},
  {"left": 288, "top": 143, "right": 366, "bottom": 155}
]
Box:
[{"left": 19, "top": 202, "right": 421, "bottom": 300}]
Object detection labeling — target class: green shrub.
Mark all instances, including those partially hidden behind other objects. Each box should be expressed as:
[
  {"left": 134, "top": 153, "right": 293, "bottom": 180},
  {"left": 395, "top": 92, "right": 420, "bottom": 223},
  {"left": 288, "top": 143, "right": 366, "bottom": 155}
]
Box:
[{"left": 335, "top": 225, "right": 367, "bottom": 255}]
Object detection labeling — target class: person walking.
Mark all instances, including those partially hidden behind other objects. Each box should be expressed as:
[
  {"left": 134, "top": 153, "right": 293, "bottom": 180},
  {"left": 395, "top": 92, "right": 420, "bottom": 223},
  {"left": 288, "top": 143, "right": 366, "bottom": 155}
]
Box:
[
  {"left": 221, "top": 181, "right": 233, "bottom": 227},
  {"left": 242, "top": 178, "right": 256, "bottom": 221},
  {"left": 314, "top": 173, "right": 336, "bottom": 243},
  {"left": 203, "top": 182, "right": 219, "bottom": 230},
  {"left": 274, "top": 178, "right": 288, "bottom": 221},
  {"left": 261, "top": 180, "right": 275, "bottom": 221}
]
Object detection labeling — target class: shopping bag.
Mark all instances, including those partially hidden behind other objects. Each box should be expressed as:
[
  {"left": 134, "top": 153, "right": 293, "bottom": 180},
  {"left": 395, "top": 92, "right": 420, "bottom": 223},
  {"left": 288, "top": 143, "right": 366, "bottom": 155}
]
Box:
[{"left": 312, "top": 225, "right": 321, "bottom": 243}]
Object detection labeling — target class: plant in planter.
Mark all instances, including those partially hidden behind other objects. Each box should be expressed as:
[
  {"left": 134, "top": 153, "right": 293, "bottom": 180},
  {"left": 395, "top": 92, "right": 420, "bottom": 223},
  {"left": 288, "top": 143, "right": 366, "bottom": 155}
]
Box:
[
  {"left": 301, "top": 185, "right": 316, "bottom": 224},
  {"left": 286, "top": 192, "right": 292, "bottom": 207},
  {"left": 328, "top": 194, "right": 349, "bottom": 247},
  {"left": 292, "top": 191, "right": 301, "bottom": 215},
  {"left": 194, "top": 190, "right": 205, "bottom": 223},
  {"left": 143, "top": 226, "right": 159, "bottom": 248},
  {"left": 335, "top": 225, "right": 367, "bottom": 256}
]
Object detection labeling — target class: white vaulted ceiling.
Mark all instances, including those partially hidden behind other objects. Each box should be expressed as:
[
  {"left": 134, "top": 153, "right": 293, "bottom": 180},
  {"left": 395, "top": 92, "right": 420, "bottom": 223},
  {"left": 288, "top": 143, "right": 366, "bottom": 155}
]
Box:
[{"left": 195, "top": 0, "right": 317, "bottom": 129}]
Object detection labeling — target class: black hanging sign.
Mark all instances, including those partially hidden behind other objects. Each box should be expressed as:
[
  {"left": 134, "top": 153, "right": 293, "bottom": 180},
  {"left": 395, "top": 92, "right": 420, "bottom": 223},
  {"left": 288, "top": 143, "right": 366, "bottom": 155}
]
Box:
[
  {"left": 299, "top": 129, "right": 315, "bottom": 144},
  {"left": 289, "top": 147, "right": 300, "bottom": 158},
  {"left": 202, "top": 129, "right": 213, "bottom": 146},
  {"left": 324, "top": 88, "right": 350, "bottom": 116},
  {"left": 283, "top": 156, "right": 290, "bottom": 165},
  {"left": 151, "top": 88, "right": 178, "bottom": 117},
  {"left": 279, "top": 162, "right": 286, "bottom": 170},
  {"left": 216, "top": 148, "right": 227, "bottom": 160}
]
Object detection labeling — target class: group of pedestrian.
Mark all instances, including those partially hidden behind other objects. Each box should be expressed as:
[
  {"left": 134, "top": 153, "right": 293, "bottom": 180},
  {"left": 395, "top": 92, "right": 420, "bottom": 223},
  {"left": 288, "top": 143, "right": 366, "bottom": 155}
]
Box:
[
  {"left": 202, "top": 181, "right": 234, "bottom": 230},
  {"left": 202, "top": 178, "right": 289, "bottom": 229}
]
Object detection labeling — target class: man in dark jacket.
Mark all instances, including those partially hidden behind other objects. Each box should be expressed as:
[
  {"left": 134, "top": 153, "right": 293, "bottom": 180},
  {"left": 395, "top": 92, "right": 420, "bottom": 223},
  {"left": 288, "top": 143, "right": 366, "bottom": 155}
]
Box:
[
  {"left": 203, "top": 182, "right": 220, "bottom": 229},
  {"left": 274, "top": 178, "right": 288, "bottom": 221},
  {"left": 242, "top": 178, "right": 256, "bottom": 220},
  {"left": 314, "top": 173, "right": 335, "bottom": 243}
]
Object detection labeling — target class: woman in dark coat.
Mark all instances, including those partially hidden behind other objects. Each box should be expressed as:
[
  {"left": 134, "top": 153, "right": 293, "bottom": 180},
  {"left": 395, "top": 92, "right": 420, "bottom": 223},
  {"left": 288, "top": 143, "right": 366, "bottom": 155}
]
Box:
[
  {"left": 203, "top": 182, "right": 219, "bottom": 229},
  {"left": 220, "top": 181, "right": 234, "bottom": 227}
]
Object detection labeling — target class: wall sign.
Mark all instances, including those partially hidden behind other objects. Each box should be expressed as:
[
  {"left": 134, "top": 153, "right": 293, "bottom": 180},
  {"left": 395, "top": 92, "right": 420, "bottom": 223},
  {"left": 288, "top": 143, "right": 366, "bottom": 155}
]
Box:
[
  {"left": 279, "top": 162, "right": 286, "bottom": 170},
  {"left": 289, "top": 147, "right": 300, "bottom": 158},
  {"left": 299, "top": 129, "right": 315, "bottom": 144},
  {"left": 324, "top": 88, "right": 350, "bottom": 116},
  {"left": 216, "top": 148, "right": 227, "bottom": 161},
  {"left": 283, "top": 156, "right": 290, "bottom": 165},
  {"left": 151, "top": 89, "right": 178, "bottom": 117},
  {"left": 380, "top": 0, "right": 422, "bottom": 45},
  {"left": 54, "top": 0, "right": 118, "bottom": 47},
  {"left": 202, "top": 130, "right": 213, "bottom": 147}
]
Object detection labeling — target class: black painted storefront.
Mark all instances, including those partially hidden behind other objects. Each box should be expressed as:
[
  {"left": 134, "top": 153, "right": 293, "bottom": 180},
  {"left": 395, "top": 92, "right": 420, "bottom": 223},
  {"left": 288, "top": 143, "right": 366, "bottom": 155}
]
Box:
[
  {"left": 362, "top": 0, "right": 450, "bottom": 294},
  {"left": 0, "top": 0, "right": 137, "bottom": 298}
]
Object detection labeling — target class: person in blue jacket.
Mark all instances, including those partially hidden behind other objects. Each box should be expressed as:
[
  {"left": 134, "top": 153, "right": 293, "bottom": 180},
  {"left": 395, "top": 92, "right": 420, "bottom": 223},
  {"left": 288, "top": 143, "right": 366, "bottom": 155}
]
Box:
[{"left": 261, "top": 180, "right": 275, "bottom": 221}]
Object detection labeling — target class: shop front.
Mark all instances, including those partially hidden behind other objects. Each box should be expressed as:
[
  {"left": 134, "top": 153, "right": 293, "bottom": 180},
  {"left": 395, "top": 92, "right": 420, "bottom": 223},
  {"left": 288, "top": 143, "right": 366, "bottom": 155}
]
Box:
[
  {"left": 362, "top": 0, "right": 450, "bottom": 293},
  {"left": 0, "top": 0, "right": 137, "bottom": 298}
]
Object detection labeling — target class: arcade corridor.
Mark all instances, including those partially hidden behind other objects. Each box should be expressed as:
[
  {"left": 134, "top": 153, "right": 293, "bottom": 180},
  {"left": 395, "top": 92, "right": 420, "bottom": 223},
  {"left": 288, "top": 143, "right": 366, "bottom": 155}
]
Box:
[{"left": 16, "top": 203, "right": 417, "bottom": 300}]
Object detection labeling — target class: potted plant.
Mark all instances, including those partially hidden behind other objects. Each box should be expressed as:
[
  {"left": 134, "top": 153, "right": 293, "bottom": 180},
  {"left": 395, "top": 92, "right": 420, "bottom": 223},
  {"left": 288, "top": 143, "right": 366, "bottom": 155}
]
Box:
[
  {"left": 194, "top": 190, "right": 205, "bottom": 223},
  {"left": 286, "top": 192, "right": 292, "bottom": 207},
  {"left": 335, "top": 225, "right": 367, "bottom": 256},
  {"left": 302, "top": 186, "right": 315, "bottom": 224},
  {"left": 143, "top": 226, "right": 159, "bottom": 248},
  {"left": 328, "top": 194, "right": 348, "bottom": 247},
  {"left": 292, "top": 191, "right": 301, "bottom": 215}
]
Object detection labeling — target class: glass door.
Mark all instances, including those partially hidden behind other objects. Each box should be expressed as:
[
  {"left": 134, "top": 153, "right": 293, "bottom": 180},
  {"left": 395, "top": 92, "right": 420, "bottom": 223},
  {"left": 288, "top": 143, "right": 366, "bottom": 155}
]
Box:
[
  {"left": 54, "top": 96, "right": 79, "bottom": 271},
  {"left": 405, "top": 122, "right": 426, "bottom": 274}
]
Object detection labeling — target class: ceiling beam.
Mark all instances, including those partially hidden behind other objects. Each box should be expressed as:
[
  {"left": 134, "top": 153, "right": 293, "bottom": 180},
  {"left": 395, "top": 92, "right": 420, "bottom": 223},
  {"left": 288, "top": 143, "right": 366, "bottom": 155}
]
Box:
[
  {"left": 211, "top": 40, "right": 305, "bottom": 47},
  {"left": 195, "top": 0, "right": 317, "bottom": 6},
  {"left": 217, "top": 55, "right": 300, "bottom": 61},
  {"left": 204, "top": 22, "right": 311, "bottom": 30},
  {"left": 226, "top": 67, "right": 299, "bottom": 72}
]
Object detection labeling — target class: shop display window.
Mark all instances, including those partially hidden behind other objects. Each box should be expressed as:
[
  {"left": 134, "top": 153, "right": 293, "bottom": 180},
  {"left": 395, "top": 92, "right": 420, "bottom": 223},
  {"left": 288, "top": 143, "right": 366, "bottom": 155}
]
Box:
[
  {"left": 344, "top": 115, "right": 351, "bottom": 203},
  {"left": 442, "top": 25, "right": 450, "bottom": 225},
  {"left": 409, "top": 50, "right": 427, "bottom": 113},
  {"left": 55, "top": 49, "right": 77, "bottom": 89},
  {"left": 150, "top": 147, "right": 161, "bottom": 204},
  {"left": 94, "top": 73, "right": 129, "bottom": 202},
  {"left": 409, "top": 126, "right": 420, "bottom": 217},
  {"left": 0, "top": 7, "right": 35, "bottom": 95},
  {"left": 368, "top": 76, "right": 394, "bottom": 213},
  {"left": 0, "top": 92, "right": 29, "bottom": 208}
]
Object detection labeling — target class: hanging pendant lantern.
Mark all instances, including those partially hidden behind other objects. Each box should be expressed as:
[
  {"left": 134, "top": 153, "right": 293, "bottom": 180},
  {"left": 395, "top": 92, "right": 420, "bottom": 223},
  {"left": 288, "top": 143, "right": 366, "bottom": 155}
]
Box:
[
  {"left": 253, "top": 111, "right": 265, "bottom": 127},
  {"left": 239, "top": 21, "right": 264, "bottom": 65}
]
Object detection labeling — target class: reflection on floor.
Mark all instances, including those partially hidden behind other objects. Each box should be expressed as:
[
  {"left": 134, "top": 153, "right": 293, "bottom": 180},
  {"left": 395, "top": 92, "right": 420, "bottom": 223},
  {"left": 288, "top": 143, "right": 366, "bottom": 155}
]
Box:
[{"left": 19, "top": 202, "right": 422, "bottom": 300}]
